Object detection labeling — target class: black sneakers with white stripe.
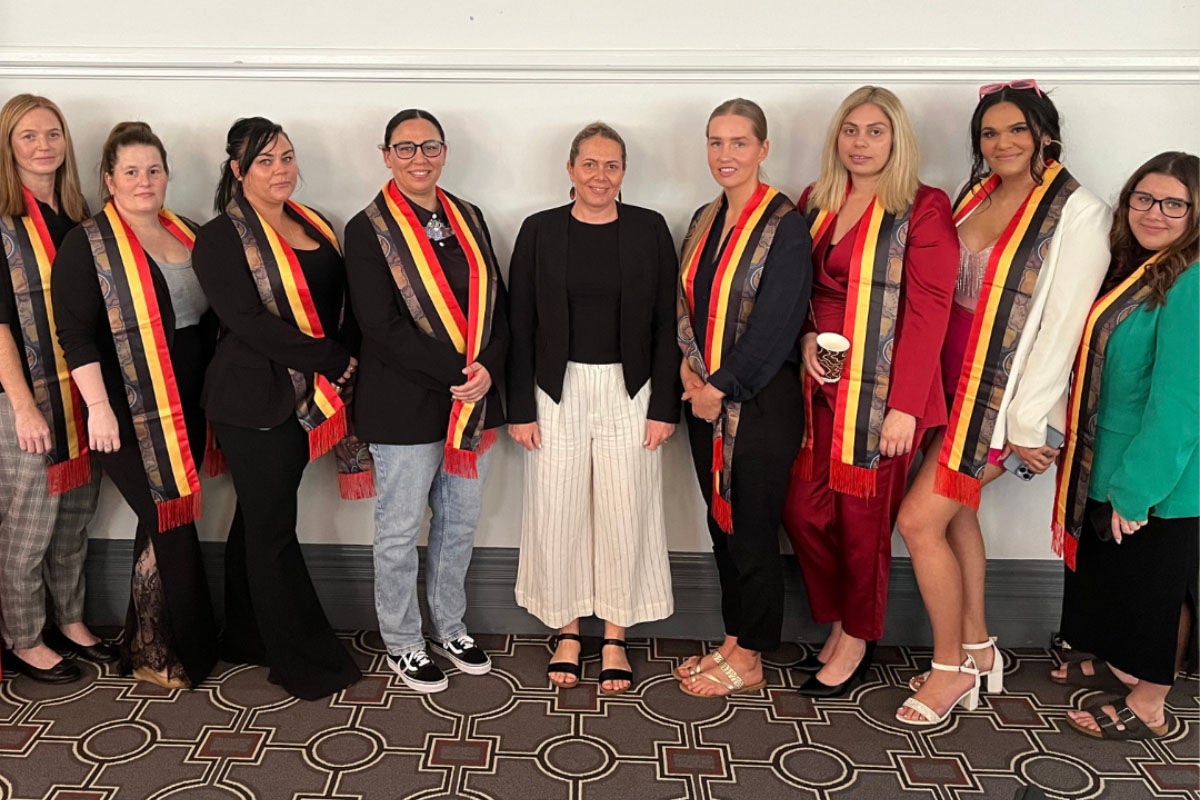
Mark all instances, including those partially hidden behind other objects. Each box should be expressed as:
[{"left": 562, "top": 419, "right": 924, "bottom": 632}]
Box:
[
  {"left": 430, "top": 635, "right": 492, "bottom": 676},
  {"left": 386, "top": 649, "right": 449, "bottom": 693}
]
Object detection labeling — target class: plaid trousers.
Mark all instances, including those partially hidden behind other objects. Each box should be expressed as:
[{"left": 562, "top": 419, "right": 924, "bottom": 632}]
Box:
[{"left": 0, "top": 394, "right": 100, "bottom": 649}]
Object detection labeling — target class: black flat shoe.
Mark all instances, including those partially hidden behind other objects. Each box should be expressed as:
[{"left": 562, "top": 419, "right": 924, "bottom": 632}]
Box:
[
  {"left": 43, "top": 628, "right": 120, "bottom": 664},
  {"left": 547, "top": 633, "right": 583, "bottom": 687},
  {"left": 8, "top": 652, "right": 82, "bottom": 684},
  {"left": 794, "top": 653, "right": 825, "bottom": 674},
  {"left": 598, "top": 638, "right": 634, "bottom": 696},
  {"left": 796, "top": 641, "right": 876, "bottom": 699}
]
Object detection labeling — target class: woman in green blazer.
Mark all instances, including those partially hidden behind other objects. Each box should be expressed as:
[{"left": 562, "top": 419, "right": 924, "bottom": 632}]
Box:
[{"left": 1051, "top": 150, "right": 1198, "bottom": 741}]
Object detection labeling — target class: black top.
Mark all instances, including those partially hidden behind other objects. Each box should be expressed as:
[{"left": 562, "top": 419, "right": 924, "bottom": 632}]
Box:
[
  {"left": 507, "top": 203, "right": 682, "bottom": 425},
  {"left": 51, "top": 224, "right": 175, "bottom": 430},
  {"left": 566, "top": 216, "right": 622, "bottom": 364},
  {"left": 688, "top": 201, "right": 813, "bottom": 401},
  {"left": 344, "top": 196, "right": 509, "bottom": 445},
  {"left": 0, "top": 199, "right": 77, "bottom": 397},
  {"left": 193, "top": 208, "right": 356, "bottom": 429}
]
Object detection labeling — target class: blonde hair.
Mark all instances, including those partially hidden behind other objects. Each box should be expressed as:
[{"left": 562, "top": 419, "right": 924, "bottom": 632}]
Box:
[
  {"left": 807, "top": 86, "right": 919, "bottom": 216},
  {"left": 0, "top": 94, "right": 88, "bottom": 220}
]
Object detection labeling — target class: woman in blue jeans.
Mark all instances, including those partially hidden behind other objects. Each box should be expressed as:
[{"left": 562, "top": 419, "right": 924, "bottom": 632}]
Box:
[{"left": 344, "top": 109, "right": 509, "bottom": 693}]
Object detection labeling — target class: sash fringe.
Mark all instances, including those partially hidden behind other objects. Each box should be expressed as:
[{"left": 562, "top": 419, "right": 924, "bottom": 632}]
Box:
[
  {"left": 443, "top": 428, "right": 498, "bottom": 479},
  {"left": 829, "top": 461, "right": 878, "bottom": 499},
  {"left": 156, "top": 490, "right": 201, "bottom": 532},
  {"left": 794, "top": 446, "right": 814, "bottom": 482},
  {"left": 338, "top": 471, "right": 376, "bottom": 500},
  {"left": 203, "top": 425, "right": 227, "bottom": 477},
  {"left": 712, "top": 495, "right": 733, "bottom": 534},
  {"left": 934, "top": 465, "right": 981, "bottom": 510},
  {"left": 307, "top": 411, "right": 347, "bottom": 462},
  {"left": 1051, "top": 521, "right": 1079, "bottom": 570},
  {"left": 47, "top": 455, "right": 92, "bottom": 496}
]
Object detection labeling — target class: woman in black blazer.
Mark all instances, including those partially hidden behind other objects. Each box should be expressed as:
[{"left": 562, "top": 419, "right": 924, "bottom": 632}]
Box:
[
  {"left": 508, "top": 122, "right": 680, "bottom": 695},
  {"left": 193, "top": 117, "right": 361, "bottom": 701}
]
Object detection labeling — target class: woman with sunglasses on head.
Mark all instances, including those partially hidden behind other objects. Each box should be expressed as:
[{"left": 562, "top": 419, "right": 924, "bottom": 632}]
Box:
[
  {"left": 345, "top": 110, "right": 507, "bottom": 694},
  {"left": 675, "top": 99, "right": 812, "bottom": 698},
  {"left": 894, "top": 80, "right": 1110, "bottom": 725},
  {"left": 52, "top": 121, "right": 218, "bottom": 689},
  {"left": 1052, "top": 151, "right": 1197, "bottom": 741},
  {"left": 509, "top": 122, "right": 679, "bottom": 695},
  {"left": 193, "top": 117, "right": 361, "bottom": 700},
  {"left": 0, "top": 94, "right": 110, "bottom": 683},
  {"left": 782, "top": 86, "right": 958, "bottom": 698}
]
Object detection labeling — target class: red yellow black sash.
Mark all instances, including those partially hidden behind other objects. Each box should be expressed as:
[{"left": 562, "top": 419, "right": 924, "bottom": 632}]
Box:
[
  {"left": 0, "top": 189, "right": 90, "bottom": 493},
  {"left": 798, "top": 197, "right": 911, "bottom": 498},
  {"left": 225, "top": 196, "right": 347, "bottom": 461},
  {"left": 937, "top": 161, "right": 1079, "bottom": 508},
  {"left": 364, "top": 182, "right": 499, "bottom": 477},
  {"left": 1052, "top": 256, "right": 1156, "bottom": 568},
  {"left": 678, "top": 184, "right": 793, "bottom": 532},
  {"left": 82, "top": 203, "right": 201, "bottom": 530}
]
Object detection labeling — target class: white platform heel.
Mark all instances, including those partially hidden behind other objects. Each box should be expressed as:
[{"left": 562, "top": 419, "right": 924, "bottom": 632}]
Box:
[
  {"left": 896, "top": 656, "right": 980, "bottom": 727},
  {"left": 908, "top": 637, "right": 1004, "bottom": 694}
]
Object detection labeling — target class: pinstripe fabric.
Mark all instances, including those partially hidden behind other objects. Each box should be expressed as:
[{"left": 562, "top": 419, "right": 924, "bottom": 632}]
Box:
[
  {"left": 0, "top": 394, "right": 99, "bottom": 648},
  {"left": 515, "top": 362, "right": 673, "bottom": 629}
]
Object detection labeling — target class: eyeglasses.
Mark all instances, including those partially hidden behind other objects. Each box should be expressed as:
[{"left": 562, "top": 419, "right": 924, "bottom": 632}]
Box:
[
  {"left": 1128, "top": 191, "right": 1192, "bottom": 219},
  {"left": 979, "top": 79, "right": 1043, "bottom": 99},
  {"left": 381, "top": 140, "right": 445, "bottom": 160}
]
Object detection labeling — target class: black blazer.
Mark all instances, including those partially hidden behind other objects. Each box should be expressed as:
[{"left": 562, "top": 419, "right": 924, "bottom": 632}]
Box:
[
  {"left": 193, "top": 207, "right": 354, "bottom": 429},
  {"left": 506, "top": 202, "right": 681, "bottom": 424},
  {"left": 344, "top": 203, "right": 509, "bottom": 445}
]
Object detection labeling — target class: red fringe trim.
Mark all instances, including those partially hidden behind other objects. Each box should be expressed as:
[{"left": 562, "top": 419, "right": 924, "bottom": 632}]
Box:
[
  {"left": 933, "top": 464, "right": 981, "bottom": 510},
  {"left": 829, "top": 461, "right": 877, "bottom": 499},
  {"left": 444, "top": 444, "right": 479, "bottom": 479},
  {"left": 47, "top": 455, "right": 92, "bottom": 496},
  {"left": 338, "top": 470, "right": 376, "bottom": 500},
  {"left": 307, "top": 410, "right": 348, "bottom": 462},
  {"left": 712, "top": 494, "right": 733, "bottom": 534},
  {"left": 794, "top": 444, "right": 815, "bottom": 482},
  {"left": 1050, "top": 521, "right": 1079, "bottom": 571},
  {"left": 203, "top": 424, "right": 227, "bottom": 477},
  {"left": 478, "top": 428, "right": 497, "bottom": 454},
  {"left": 156, "top": 490, "right": 200, "bottom": 532}
]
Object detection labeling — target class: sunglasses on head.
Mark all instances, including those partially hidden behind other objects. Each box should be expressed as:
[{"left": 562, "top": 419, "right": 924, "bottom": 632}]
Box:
[{"left": 979, "top": 79, "right": 1043, "bottom": 99}]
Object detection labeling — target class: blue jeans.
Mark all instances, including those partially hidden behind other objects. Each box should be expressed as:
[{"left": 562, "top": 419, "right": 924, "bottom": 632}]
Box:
[{"left": 370, "top": 440, "right": 492, "bottom": 656}]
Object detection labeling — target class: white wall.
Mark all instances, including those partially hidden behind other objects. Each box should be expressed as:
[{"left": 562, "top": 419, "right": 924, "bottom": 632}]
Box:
[{"left": 4, "top": 1, "right": 1198, "bottom": 556}]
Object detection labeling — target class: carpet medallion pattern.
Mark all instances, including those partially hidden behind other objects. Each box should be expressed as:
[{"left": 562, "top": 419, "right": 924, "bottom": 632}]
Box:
[{"left": 0, "top": 634, "right": 1195, "bottom": 799}]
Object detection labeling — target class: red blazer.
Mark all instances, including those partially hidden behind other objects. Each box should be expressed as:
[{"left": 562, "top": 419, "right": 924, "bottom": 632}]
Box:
[{"left": 800, "top": 183, "right": 958, "bottom": 428}]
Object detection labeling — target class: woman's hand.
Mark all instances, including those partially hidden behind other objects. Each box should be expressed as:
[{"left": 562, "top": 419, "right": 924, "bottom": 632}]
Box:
[
  {"left": 335, "top": 356, "right": 358, "bottom": 391},
  {"left": 644, "top": 420, "right": 675, "bottom": 451},
  {"left": 800, "top": 332, "right": 824, "bottom": 380},
  {"left": 683, "top": 382, "right": 725, "bottom": 423},
  {"left": 87, "top": 400, "right": 121, "bottom": 453},
  {"left": 680, "top": 361, "right": 704, "bottom": 393},
  {"left": 1008, "top": 442, "right": 1060, "bottom": 474},
  {"left": 13, "top": 401, "right": 52, "bottom": 455},
  {"left": 879, "top": 409, "right": 917, "bottom": 458},
  {"left": 508, "top": 422, "right": 541, "bottom": 451},
  {"left": 1110, "top": 507, "right": 1147, "bottom": 544},
  {"left": 451, "top": 362, "right": 492, "bottom": 404}
]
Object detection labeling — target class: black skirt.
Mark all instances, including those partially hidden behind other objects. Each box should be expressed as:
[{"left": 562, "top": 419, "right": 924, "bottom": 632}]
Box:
[{"left": 1059, "top": 498, "right": 1198, "bottom": 685}]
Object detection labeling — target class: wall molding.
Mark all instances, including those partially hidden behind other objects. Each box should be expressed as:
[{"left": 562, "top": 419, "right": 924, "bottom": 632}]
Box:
[
  {"left": 84, "top": 542, "right": 1064, "bottom": 648},
  {"left": 3, "top": 47, "right": 1196, "bottom": 84}
]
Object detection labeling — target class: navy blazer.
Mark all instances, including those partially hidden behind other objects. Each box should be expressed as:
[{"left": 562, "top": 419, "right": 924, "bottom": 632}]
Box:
[{"left": 506, "top": 202, "right": 681, "bottom": 424}]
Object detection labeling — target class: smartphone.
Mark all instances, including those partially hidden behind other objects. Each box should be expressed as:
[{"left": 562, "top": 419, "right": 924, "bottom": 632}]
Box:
[{"left": 1003, "top": 426, "right": 1065, "bottom": 481}]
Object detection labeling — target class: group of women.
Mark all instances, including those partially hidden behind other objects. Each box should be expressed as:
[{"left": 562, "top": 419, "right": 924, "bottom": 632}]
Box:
[{"left": 0, "top": 83, "right": 1193, "bottom": 741}]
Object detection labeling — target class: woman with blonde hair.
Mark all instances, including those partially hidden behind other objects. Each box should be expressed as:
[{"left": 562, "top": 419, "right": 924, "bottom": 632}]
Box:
[
  {"left": 783, "top": 86, "right": 958, "bottom": 697},
  {"left": 0, "top": 94, "right": 110, "bottom": 683}
]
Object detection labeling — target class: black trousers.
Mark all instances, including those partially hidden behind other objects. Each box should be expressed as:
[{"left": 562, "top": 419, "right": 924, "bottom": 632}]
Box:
[
  {"left": 95, "top": 335, "right": 218, "bottom": 685},
  {"left": 212, "top": 418, "right": 361, "bottom": 700},
  {"left": 685, "top": 366, "right": 804, "bottom": 652}
]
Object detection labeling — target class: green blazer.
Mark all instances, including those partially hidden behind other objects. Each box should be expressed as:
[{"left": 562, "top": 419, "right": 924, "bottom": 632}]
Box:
[{"left": 1088, "top": 262, "right": 1198, "bottom": 520}]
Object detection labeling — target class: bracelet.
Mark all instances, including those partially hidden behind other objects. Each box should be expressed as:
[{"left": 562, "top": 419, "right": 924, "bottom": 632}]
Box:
[{"left": 86, "top": 399, "right": 109, "bottom": 408}]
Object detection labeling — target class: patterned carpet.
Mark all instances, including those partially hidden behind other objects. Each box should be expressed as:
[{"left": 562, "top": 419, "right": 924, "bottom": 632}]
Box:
[{"left": 0, "top": 634, "right": 1196, "bottom": 800}]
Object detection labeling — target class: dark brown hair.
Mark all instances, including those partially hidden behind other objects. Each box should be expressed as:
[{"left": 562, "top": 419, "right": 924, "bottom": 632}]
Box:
[
  {"left": 99, "top": 121, "right": 169, "bottom": 201},
  {"left": 568, "top": 122, "right": 626, "bottom": 166},
  {"left": 214, "top": 116, "right": 285, "bottom": 212}
]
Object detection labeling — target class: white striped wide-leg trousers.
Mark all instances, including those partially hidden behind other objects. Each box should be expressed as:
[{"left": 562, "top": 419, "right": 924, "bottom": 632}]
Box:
[{"left": 515, "top": 362, "right": 673, "bottom": 629}]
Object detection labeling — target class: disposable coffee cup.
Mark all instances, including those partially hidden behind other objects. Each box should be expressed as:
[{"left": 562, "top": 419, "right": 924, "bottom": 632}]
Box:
[{"left": 815, "top": 333, "right": 850, "bottom": 383}]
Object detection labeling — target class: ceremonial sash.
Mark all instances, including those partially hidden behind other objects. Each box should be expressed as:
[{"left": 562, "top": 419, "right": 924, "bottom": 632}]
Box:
[
  {"left": 225, "top": 196, "right": 347, "bottom": 461},
  {"left": 1051, "top": 255, "right": 1158, "bottom": 569},
  {"left": 0, "top": 188, "right": 90, "bottom": 493},
  {"left": 364, "top": 182, "right": 499, "bottom": 477},
  {"left": 936, "top": 161, "right": 1079, "bottom": 508},
  {"left": 678, "top": 183, "right": 793, "bottom": 532},
  {"left": 797, "top": 196, "right": 912, "bottom": 498},
  {"left": 81, "top": 203, "right": 201, "bottom": 530}
]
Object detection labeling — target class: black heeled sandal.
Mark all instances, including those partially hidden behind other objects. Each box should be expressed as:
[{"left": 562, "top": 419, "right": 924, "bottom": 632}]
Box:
[
  {"left": 547, "top": 633, "right": 582, "bottom": 688},
  {"left": 598, "top": 638, "right": 634, "bottom": 696}
]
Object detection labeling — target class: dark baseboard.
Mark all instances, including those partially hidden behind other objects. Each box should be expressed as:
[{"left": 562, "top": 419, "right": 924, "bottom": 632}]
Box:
[{"left": 84, "top": 542, "right": 1063, "bottom": 647}]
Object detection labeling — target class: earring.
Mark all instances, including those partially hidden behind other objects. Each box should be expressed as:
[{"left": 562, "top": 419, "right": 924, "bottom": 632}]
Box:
[{"left": 569, "top": 186, "right": 576, "bottom": 200}]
